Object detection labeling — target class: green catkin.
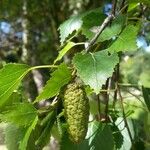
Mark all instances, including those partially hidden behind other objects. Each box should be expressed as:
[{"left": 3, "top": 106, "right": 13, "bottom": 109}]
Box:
[{"left": 63, "top": 81, "right": 89, "bottom": 143}]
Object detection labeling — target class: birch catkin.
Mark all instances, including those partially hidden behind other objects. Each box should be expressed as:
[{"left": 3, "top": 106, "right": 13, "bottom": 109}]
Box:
[{"left": 63, "top": 81, "right": 89, "bottom": 143}]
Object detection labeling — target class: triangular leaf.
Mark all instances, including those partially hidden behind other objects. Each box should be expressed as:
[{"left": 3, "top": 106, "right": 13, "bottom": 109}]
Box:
[
  {"left": 19, "top": 116, "right": 38, "bottom": 150},
  {"left": 0, "top": 64, "right": 30, "bottom": 107},
  {"left": 54, "top": 42, "right": 76, "bottom": 63},
  {"left": 0, "top": 103, "right": 37, "bottom": 126},
  {"left": 108, "top": 25, "right": 138, "bottom": 52},
  {"left": 73, "top": 51, "right": 119, "bottom": 94},
  {"left": 90, "top": 125, "right": 114, "bottom": 150},
  {"left": 59, "top": 14, "right": 83, "bottom": 44},
  {"left": 35, "top": 63, "right": 71, "bottom": 102},
  {"left": 59, "top": 8, "right": 104, "bottom": 44}
]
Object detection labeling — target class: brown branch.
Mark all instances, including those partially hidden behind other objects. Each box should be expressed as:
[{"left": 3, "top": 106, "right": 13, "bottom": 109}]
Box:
[
  {"left": 120, "top": 0, "right": 126, "bottom": 10},
  {"left": 85, "top": 15, "right": 114, "bottom": 52},
  {"left": 117, "top": 84, "right": 134, "bottom": 145},
  {"left": 104, "top": 79, "right": 110, "bottom": 121},
  {"left": 112, "top": 0, "right": 117, "bottom": 15},
  {"left": 85, "top": 0, "right": 117, "bottom": 52},
  {"left": 125, "top": 89, "right": 145, "bottom": 106},
  {"left": 113, "top": 63, "right": 119, "bottom": 108},
  {"left": 97, "top": 94, "right": 101, "bottom": 120}
]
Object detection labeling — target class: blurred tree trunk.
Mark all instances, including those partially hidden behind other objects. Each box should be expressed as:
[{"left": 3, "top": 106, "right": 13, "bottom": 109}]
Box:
[
  {"left": 21, "top": 0, "right": 28, "bottom": 62},
  {"left": 21, "top": 0, "right": 44, "bottom": 101}
]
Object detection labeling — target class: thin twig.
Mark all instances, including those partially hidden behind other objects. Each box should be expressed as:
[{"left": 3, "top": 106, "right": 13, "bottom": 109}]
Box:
[
  {"left": 117, "top": 84, "right": 134, "bottom": 144},
  {"left": 85, "top": 0, "right": 117, "bottom": 52},
  {"left": 85, "top": 15, "right": 114, "bottom": 52},
  {"left": 120, "top": 0, "right": 126, "bottom": 10},
  {"left": 97, "top": 94, "right": 101, "bottom": 120},
  {"left": 118, "top": 83, "right": 141, "bottom": 88},
  {"left": 113, "top": 64, "right": 119, "bottom": 108},
  {"left": 112, "top": 0, "right": 117, "bottom": 15},
  {"left": 104, "top": 79, "right": 109, "bottom": 121},
  {"left": 125, "top": 89, "right": 145, "bottom": 106}
]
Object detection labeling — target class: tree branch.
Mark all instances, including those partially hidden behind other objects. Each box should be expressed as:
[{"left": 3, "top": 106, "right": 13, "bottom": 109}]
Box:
[
  {"left": 112, "top": 0, "right": 117, "bottom": 16},
  {"left": 117, "top": 84, "right": 134, "bottom": 144},
  {"left": 85, "top": 0, "right": 117, "bottom": 52}
]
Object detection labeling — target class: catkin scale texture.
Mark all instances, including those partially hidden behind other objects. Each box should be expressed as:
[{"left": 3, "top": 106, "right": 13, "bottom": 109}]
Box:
[{"left": 63, "top": 82, "right": 89, "bottom": 143}]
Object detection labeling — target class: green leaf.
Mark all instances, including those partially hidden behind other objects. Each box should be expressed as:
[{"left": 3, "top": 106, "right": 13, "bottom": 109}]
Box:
[
  {"left": 59, "top": 14, "right": 83, "bottom": 44},
  {"left": 35, "top": 63, "right": 71, "bottom": 102},
  {"left": 142, "top": 86, "right": 150, "bottom": 112},
  {"left": 81, "top": 10, "right": 105, "bottom": 41},
  {"left": 5, "top": 121, "right": 41, "bottom": 150},
  {"left": 5, "top": 124, "right": 25, "bottom": 150},
  {"left": 73, "top": 51, "right": 119, "bottom": 94},
  {"left": 0, "top": 91, "right": 22, "bottom": 112},
  {"left": 98, "top": 16, "right": 125, "bottom": 42},
  {"left": 115, "top": 118, "right": 134, "bottom": 150},
  {"left": 35, "top": 111, "right": 56, "bottom": 148},
  {"left": 87, "top": 121, "right": 114, "bottom": 150},
  {"left": 0, "top": 103, "right": 37, "bottom": 126},
  {"left": 59, "top": 8, "right": 104, "bottom": 44},
  {"left": 128, "top": 3, "right": 139, "bottom": 12},
  {"left": 90, "top": 125, "right": 114, "bottom": 150},
  {"left": 61, "top": 121, "right": 114, "bottom": 150},
  {"left": 98, "top": 23, "right": 122, "bottom": 42},
  {"left": 81, "top": 11, "right": 125, "bottom": 42},
  {"left": 139, "top": 71, "right": 150, "bottom": 88},
  {"left": 108, "top": 25, "right": 138, "bottom": 52},
  {"left": 19, "top": 116, "right": 38, "bottom": 150},
  {"left": 82, "top": 12, "right": 125, "bottom": 42},
  {"left": 0, "top": 63, "right": 30, "bottom": 107},
  {"left": 128, "top": 0, "right": 150, "bottom": 5},
  {"left": 111, "top": 124, "right": 124, "bottom": 149},
  {"left": 60, "top": 131, "right": 89, "bottom": 150},
  {"left": 86, "top": 121, "right": 102, "bottom": 144},
  {"left": 54, "top": 42, "right": 76, "bottom": 63}
]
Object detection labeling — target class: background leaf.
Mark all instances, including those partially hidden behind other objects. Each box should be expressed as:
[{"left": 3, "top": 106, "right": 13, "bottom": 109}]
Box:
[
  {"left": 5, "top": 124, "right": 25, "bottom": 150},
  {"left": 142, "top": 86, "right": 150, "bottom": 112},
  {"left": 0, "top": 64, "right": 30, "bottom": 107},
  {"left": 139, "top": 71, "right": 150, "bottom": 88},
  {"left": 19, "top": 116, "right": 38, "bottom": 150},
  {"left": 35, "top": 63, "right": 71, "bottom": 102},
  {"left": 35, "top": 111, "right": 56, "bottom": 148},
  {"left": 0, "top": 103, "right": 37, "bottom": 126},
  {"left": 129, "top": 0, "right": 150, "bottom": 5},
  {"left": 73, "top": 51, "right": 119, "bottom": 94},
  {"left": 108, "top": 25, "right": 138, "bottom": 52}
]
